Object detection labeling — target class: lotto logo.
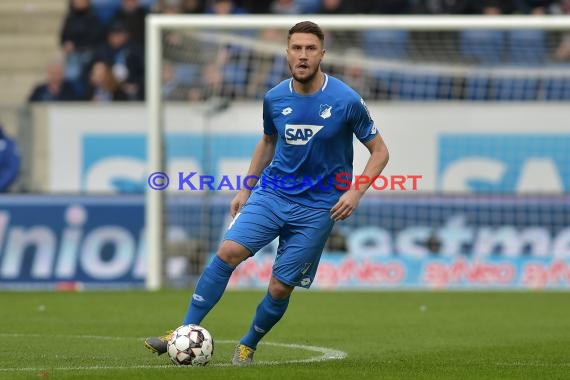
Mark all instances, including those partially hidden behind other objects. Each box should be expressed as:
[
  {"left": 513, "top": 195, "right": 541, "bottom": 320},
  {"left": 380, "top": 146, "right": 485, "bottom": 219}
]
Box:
[{"left": 285, "top": 124, "right": 323, "bottom": 145}]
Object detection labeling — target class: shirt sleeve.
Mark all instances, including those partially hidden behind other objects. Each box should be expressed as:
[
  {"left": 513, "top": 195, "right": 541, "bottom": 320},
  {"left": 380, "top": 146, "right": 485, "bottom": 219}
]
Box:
[
  {"left": 349, "top": 97, "right": 378, "bottom": 144},
  {"left": 262, "top": 96, "right": 277, "bottom": 135},
  {"left": 0, "top": 139, "right": 20, "bottom": 191}
]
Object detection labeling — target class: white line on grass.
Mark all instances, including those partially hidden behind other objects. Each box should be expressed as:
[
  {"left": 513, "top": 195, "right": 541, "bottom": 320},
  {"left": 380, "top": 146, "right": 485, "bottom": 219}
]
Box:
[
  {"left": 495, "top": 362, "right": 570, "bottom": 367},
  {"left": 0, "top": 333, "right": 347, "bottom": 371}
]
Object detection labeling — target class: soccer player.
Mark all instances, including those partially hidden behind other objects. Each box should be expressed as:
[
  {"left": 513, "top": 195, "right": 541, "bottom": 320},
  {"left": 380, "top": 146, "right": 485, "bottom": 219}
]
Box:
[{"left": 145, "top": 20, "right": 389, "bottom": 365}]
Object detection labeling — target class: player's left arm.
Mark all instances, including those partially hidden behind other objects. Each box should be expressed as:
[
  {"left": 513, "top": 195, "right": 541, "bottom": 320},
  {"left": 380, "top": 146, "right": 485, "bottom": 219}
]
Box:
[{"left": 330, "top": 134, "right": 389, "bottom": 221}]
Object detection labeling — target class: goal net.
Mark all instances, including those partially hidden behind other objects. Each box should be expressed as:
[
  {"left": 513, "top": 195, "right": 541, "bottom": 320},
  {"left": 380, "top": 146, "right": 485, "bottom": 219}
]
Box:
[{"left": 145, "top": 15, "right": 570, "bottom": 290}]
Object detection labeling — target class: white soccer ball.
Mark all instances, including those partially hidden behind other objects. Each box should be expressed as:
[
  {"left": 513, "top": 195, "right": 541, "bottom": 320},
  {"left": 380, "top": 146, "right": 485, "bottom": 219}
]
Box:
[{"left": 167, "top": 324, "right": 214, "bottom": 366}]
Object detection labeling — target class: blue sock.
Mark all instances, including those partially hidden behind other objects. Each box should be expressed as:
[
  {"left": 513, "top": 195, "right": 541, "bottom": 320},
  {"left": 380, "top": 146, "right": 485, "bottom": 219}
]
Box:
[
  {"left": 240, "top": 292, "right": 290, "bottom": 349},
  {"left": 183, "top": 255, "right": 235, "bottom": 325}
]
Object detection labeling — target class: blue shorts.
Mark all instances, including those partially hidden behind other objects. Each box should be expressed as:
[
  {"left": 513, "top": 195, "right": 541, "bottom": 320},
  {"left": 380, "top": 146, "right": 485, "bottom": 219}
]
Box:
[{"left": 224, "top": 190, "right": 334, "bottom": 288}]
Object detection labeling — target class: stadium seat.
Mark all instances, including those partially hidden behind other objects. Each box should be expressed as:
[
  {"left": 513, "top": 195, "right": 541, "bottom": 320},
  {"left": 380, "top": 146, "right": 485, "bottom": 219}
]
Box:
[
  {"left": 544, "top": 77, "right": 570, "bottom": 100},
  {"left": 397, "top": 73, "right": 441, "bottom": 100},
  {"left": 296, "top": 0, "right": 321, "bottom": 13},
  {"left": 265, "top": 56, "right": 288, "bottom": 89},
  {"left": 222, "top": 62, "right": 249, "bottom": 96},
  {"left": 436, "top": 76, "right": 458, "bottom": 100},
  {"left": 368, "top": 70, "right": 441, "bottom": 101},
  {"left": 493, "top": 77, "right": 539, "bottom": 101},
  {"left": 361, "top": 30, "right": 409, "bottom": 60},
  {"left": 460, "top": 30, "right": 505, "bottom": 64},
  {"left": 173, "top": 63, "right": 200, "bottom": 86},
  {"left": 464, "top": 75, "right": 491, "bottom": 100},
  {"left": 508, "top": 30, "right": 547, "bottom": 65},
  {"left": 369, "top": 70, "right": 398, "bottom": 99},
  {"left": 223, "top": 63, "right": 248, "bottom": 84}
]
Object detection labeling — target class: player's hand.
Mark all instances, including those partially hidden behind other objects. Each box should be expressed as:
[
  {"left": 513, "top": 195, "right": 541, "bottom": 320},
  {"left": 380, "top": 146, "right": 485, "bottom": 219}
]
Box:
[
  {"left": 330, "top": 190, "right": 361, "bottom": 221},
  {"left": 230, "top": 191, "right": 250, "bottom": 218}
]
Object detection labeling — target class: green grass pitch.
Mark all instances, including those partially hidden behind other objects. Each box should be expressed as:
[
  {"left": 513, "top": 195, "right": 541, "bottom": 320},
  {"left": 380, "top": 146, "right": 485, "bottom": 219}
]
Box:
[{"left": 1, "top": 290, "right": 569, "bottom": 379}]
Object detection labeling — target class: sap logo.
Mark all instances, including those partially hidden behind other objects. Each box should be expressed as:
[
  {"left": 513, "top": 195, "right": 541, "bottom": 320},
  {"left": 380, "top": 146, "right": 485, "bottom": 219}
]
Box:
[
  {"left": 285, "top": 124, "right": 323, "bottom": 145},
  {"left": 439, "top": 135, "right": 570, "bottom": 193}
]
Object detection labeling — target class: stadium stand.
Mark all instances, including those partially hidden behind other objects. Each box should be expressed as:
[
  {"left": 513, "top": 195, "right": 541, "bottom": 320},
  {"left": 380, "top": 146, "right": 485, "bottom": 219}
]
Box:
[
  {"left": 0, "top": 0, "right": 66, "bottom": 104},
  {"left": 460, "top": 30, "right": 506, "bottom": 64},
  {"left": 507, "top": 29, "right": 548, "bottom": 64},
  {"left": 3, "top": 0, "right": 570, "bottom": 103}
]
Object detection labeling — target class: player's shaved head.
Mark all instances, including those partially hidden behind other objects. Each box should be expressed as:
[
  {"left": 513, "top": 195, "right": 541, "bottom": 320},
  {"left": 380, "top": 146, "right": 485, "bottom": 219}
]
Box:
[{"left": 288, "top": 21, "right": 324, "bottom": 45}]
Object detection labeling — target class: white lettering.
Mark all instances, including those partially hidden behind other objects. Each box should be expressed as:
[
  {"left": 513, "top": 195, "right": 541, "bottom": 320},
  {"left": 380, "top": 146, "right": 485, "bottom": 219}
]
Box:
[
  {"left": 2, "top": 227, "right": 56, "bottom": 279},
  {"left": 441, "top": 158, "right": 505, "bottom": 192},
  {"left": 516, "top": 158, "right": 564, "bottom": 193},
  {"left": 81, "top": 227, "right": 135, "bottom": 279}
]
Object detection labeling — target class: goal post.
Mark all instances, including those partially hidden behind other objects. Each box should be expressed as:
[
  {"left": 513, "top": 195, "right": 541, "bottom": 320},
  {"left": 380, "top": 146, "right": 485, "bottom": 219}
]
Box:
[{"left": 145, "top": 15, "right": 570, "bottom": 290}]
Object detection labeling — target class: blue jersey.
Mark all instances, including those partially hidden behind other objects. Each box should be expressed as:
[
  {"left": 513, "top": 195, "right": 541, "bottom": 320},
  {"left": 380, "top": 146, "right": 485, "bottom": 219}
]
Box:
[{"left": 259, "top": 74, "right": 378, "bottom": 209}]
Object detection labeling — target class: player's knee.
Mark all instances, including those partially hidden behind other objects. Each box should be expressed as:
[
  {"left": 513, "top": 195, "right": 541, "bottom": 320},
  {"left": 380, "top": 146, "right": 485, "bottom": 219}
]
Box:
[
  {"left": 217, "top": 240, "right": 250, "bottom": 266},
  {"left": 268, "top": 276, "right": 294, "bottom": 299}
]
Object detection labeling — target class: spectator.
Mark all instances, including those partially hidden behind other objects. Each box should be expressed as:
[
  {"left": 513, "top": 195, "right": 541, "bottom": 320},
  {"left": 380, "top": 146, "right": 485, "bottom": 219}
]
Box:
[
  {"left": 109, "top": 0, "right": 148, "bottom": 46},
  {"left": 182, "top": 0, "right": 206, "bottom": 13},
  {"left": 474, "top": 0, "right": 516, "bottom": 14},
  {"left": 155, "top": 0, "right": 184, "bottom": 13},
  {"left": 347, "top": 0, "right": 409, "bottom": 14},
  {"left": 514, "top": 0, "right": 556, "bottom": 14},
  {"left": 60, "top": 0, "right": 104, "bottom": 84},
  {"left": 551, "top": 0, "right": 570, "bottom": 61},
  {"left": 317, "top": 0, "right": 355, "bottom": 50},
  {"left": 270, "top": 0, "right": 302, "bottom": 14},
  {"left": 412, "top": 0, "right": 473, "bottom": 14},
  {"left": 162, "top": 61, "right": 204, "bottom": 101},
  {"left": 28, "top": 58, "right": 80, "bottom": 102},
  {"left": 155, "top": 0, "right": 201, "bottom": 62},
  {"left": 0, "top": 123, "right": 20, "bottom": 193},
  {"left": 318, "top": 0, "right": 350, "bottom": 14},
  {"left": 369, "top": 0, "right": 410, "bottom": 14},
  {"left": 85, "top": 61, "right": 128, "bottom": 101},
  {"left": 240, "top": 0, "right": 271, "bottom": 13},
  {"left": 92, "top": 21, "right": 145, "bottom": 100},
  {"left": 296, "top": 0, "right": 322, "bottom": 13},
  {"left": 550, "top": 0, "right": 570, "bottom": 13},
  {"left": 206, "top": 0, "right": 248, "bottom": 14}
]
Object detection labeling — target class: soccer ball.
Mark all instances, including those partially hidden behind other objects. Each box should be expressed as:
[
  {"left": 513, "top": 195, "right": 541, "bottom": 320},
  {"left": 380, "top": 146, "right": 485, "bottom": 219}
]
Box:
[{"left": 167, "top": 324, "right": 214, "bottom": 366}]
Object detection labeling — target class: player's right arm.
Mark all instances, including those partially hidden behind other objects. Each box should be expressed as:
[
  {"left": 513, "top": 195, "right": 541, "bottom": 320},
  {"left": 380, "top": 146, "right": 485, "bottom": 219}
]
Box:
[{"left": 230, "top": 133, "right": 277, "bottom": 217}]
